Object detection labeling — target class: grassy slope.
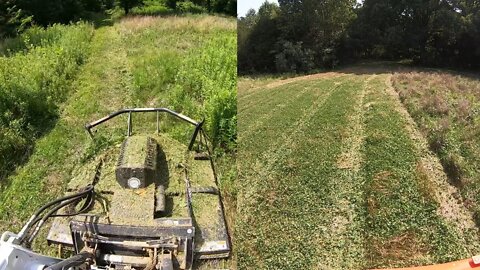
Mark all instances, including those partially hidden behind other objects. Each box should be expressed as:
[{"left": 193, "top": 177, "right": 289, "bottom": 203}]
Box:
[
  {"left": 0, "top": 16, "right": 236, "bottom": 262},
  {"left": 237, "top": 67, "right": 480, "bottom": 269}
]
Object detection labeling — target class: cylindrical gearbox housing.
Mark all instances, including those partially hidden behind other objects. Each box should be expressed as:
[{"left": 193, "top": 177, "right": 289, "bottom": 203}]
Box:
[{"left": 115, "top": 136, "right": 157, "bottom": 189}]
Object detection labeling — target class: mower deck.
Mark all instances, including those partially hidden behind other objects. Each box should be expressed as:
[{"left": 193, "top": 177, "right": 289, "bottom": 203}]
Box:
[{"left": 47, "top": 133, "right": 230, "bottom": 266}]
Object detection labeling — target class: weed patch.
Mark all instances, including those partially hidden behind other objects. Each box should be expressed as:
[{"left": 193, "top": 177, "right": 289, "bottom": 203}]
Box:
[
  {"left": 392, "top": 71, "right": 480, "bottom": 224},
  {"left": 0, "top": 22, "right": 94, "bottom": 183}
]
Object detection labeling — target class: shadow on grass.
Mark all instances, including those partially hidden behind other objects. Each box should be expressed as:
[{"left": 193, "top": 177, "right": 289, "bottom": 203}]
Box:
[{"left": 0, "top": 116, "right": 58, "bottom": 191}]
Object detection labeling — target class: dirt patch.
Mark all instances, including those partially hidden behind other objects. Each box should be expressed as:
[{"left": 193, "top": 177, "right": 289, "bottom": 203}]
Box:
[
  {"left": 384, "top": 74, "right": 478, "bottom": 232},
  {"left": 44, "top": 172, "right": 65, "bottom": 195}
]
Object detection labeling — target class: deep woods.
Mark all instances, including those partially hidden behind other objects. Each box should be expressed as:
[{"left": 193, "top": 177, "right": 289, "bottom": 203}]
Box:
[
  {"left": 0, "top": 0, "right": 236, "bottom": 37},
  {"left": 238, "top": 0, "right": 480, "bottom": 74}
]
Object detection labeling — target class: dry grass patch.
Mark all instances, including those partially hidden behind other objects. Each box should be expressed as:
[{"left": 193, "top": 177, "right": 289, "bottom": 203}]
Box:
[
  {"left": 369, "top": 232, "right": 430, "bottom": 265},
  {"left": 120, "top": 16, "right": 158, "bottom": 30},
  {"left": 415, "top": 161, "right": 438, "bottom": 204}
]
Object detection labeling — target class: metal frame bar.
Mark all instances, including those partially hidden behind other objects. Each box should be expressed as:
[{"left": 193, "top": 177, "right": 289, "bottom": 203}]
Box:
[{"left": 85, "top": 108, "right": 204, "bottom": 150}]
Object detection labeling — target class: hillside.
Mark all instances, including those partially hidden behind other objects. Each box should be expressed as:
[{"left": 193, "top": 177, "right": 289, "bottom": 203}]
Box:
[{"left": 237, "top": 64, "right": 480, "bottom": 269}]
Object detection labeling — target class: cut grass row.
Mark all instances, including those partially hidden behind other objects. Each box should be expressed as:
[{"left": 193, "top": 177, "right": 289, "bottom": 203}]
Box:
[
  {"left": 239, "top": 75, "right": 347, "bottom": 138},
  {"left": 238, "top": 75, "right": 367, "bottom": 269},
  {"left": 0, "top": 25, "right": 132, "bottom": 254},
  {"left": 362, "top": 75, "right": 470, "bottom": 268},
  {"left": 237, "top": 70, "right": 476, "bottom": 269}
]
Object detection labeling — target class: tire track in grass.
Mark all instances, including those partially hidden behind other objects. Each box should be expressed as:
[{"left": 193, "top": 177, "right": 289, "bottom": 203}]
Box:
[
  {"left": 240, "top": 75, "right": 348, "bottom": 141},
  {"left": 238, "top": 81, "right": 310, "bottom": 115},
  {"left": 237, "top": 75, "right": 368, "bottom": 269},
  {"left": 238, "top": 81, "right": 306, "bottom": 114},
  {"left": 239, "top": 80, "right": 312, "bottom": 118},
  {"left": 238, "top": 78, "right": 350, "bottom": 165},
  {"left": 239, "top": 73, "right": 343, "bottom": 114},
  {"left": 362, "top": 75, "right": 468, "bottom": 268},
  {"left": 239, "top": 77, "right": 358, "bottom": 208},
  {"left": 383, "top": 74, "right": 480, "bottom": 254},
  {"left": 316, "top": 74, "right": 376, "bottom": 269}
]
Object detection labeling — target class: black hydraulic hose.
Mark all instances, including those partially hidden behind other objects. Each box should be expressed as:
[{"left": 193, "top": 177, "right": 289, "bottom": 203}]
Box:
[
  {"left": 44, "top": 251, "right": 94, "bottom": 270},
  {"left": 49, "top": 190, "right": 94, "bottom": 217},
  {"left": 27, "top": 197, "right": 82, "bottom": 244},
  {"left": 31, "top": 184, "right": 94, "bottom": 222},
  {"left": 20, "top": 185, "right": 94, "bottom": 244},
  {"left": 29, "top": 190, "right": 94, "bottom": 228}
]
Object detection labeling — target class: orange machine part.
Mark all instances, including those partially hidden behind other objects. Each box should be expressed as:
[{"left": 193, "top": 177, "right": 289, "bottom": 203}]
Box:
[{"left": 373, "top": 258, "right": 480, "bottom": 270}]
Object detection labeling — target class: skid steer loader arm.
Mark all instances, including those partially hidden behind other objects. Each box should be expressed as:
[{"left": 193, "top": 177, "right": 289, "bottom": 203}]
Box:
[{"left": 372, "top": 257, "right": 480, "bottom": 270}]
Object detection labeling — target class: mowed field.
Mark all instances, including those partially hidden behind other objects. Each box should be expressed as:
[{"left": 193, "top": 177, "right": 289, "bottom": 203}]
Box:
[{"left": 237, "top": 65, "right": 480, "bottom": 269}]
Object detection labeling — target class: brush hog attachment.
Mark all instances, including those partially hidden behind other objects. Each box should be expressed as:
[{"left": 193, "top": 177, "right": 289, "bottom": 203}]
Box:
[{"left": 0, "top": 108, "right": 230, "bottom": 270}]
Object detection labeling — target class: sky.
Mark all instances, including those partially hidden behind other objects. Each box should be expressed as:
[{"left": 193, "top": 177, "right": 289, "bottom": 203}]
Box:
[
  {"left": 237, "top": 0, "right": 364, "bottom": 17},
  {"left": 237, "top": 0, "right": 279, "bottom": 17}
]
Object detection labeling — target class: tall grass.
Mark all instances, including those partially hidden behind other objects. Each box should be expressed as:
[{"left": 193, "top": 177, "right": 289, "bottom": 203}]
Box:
[
  {"left": 392, "top": 71, "right": 480, "bottom": 224},
  {"left": 169, "top": 35, "right": 237, "bottom": 150},
  {"left": 122, "top": 15, "right": 237, "bottom": 151},
  {"left": 0, "top": 22, "right": 94, "bottom": 182}
]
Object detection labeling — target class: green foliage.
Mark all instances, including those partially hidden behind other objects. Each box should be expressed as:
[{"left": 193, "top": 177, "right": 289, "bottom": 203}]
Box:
[
  {"left": 131, "top": 2, "right": 173, "bottom": 15},
  {"left": 176, "top": 1, "right": 206, "bottom": 14},
  {"left": 168, "top": 35, "right": 237, "bottom": 150},
  {"left": 240, "top": 0, "right": 480, "bottom": 73},
  {"left": 0, "top": 22, "right": 94, "bottom": 181},
  {"left": 166, "top": 0, "right": 177, "bottom": 10},
  {"left": 238, "top": 2, "right": 280, "bottom": 73},
  {"left": 0, "top": 1, "right": 31, "bottom": 38},
  {"left": 274, "top": 41, "right": 315, "bottom": 73},
  {"left": 119, "top": 0, "right": 143, "bottom": 14},
  {"left": 238, "top": 0, "right": 356, "bottom": 73},
  {"left": 348, "top": 0, "right": 480, "bottom": 68}
]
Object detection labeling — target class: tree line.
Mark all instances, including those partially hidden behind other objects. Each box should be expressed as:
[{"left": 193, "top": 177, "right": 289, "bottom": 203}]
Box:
[
  {"left": 238, "top": 0, "right": 480, "bottom": 74},
  {"left": 0, "top": 0, "right": 236, "bottom": 38}
]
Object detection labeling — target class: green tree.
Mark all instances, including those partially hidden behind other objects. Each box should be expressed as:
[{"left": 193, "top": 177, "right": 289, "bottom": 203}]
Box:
[
  {"left": 238, "top": 2, "right": 280, "bottom": 73},
  {"left": 119, "top": 0, "right": 142, "bottom": 14},
  {"left": 166, "top": 0, "right": 177, "bottom": 10}
]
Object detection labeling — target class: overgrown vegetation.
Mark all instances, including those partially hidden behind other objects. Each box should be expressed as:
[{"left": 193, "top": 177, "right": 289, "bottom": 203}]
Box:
[
  {"left": 238, "top": 0, "right": 480, "bottom": 74},
  {"left": 0, "top": 16, "right": 236, "bottom": 265},
  {"left": 0, "top": 0, "right": 236, "bottom": 38},
  {"left": 392, "top": 71, "right": 480, "bottom": 226},
  {"left": 0, "top": 22, "right": 94, "bottom": 182}
]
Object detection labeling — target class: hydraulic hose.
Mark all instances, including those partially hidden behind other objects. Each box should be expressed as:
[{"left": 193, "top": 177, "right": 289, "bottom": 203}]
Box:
[
  {"left": 17, "top": 185, "right": 94, "bottom": 244},
  {"left": 44, "top": 251, "right": 94, "bottom": 270}
]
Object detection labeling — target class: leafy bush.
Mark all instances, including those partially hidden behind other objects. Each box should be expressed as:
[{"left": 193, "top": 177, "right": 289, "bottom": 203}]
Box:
[
  {"left": 168, "top": 35, "right": 236, "bottom": 150},
  {"left": 275, "top": 41, "right": 315, "bottom": 73},
  {"left": 0, "top": 22, "right": 93, "bottom": 179},
  {"left": 177, "top": 1, "right": 207, "bottom": 14},
  {"left": 131, "top": 4, "right": 173, "bottom": 16}
]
